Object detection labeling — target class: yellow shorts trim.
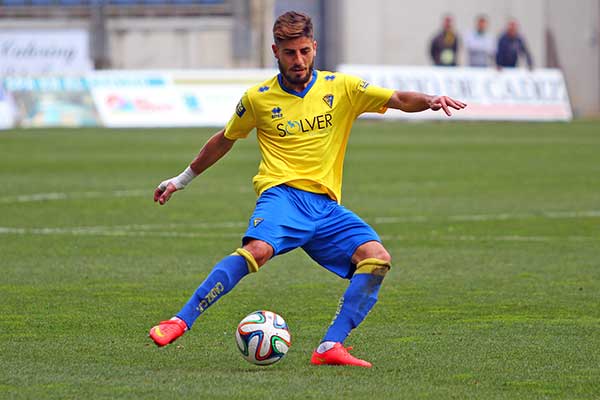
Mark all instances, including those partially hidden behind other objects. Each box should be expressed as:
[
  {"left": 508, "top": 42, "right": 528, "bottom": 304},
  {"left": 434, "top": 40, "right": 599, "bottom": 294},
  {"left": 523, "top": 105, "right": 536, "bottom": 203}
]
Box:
[
  {"left": 232, "top": 248, "right": 260, "bottom": 273},
  {"left": 355, "top": 258, "right": 391, "bottom": 276}
]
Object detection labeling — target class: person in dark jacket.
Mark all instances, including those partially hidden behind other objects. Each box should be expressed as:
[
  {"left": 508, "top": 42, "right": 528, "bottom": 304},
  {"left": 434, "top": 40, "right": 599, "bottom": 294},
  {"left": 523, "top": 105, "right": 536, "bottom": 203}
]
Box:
[
  {"left": 496, "top": 19, "right": 533, "bottom": 69},
  {"left": 430, "top": 15, "right": 459, "bottom": 66}
]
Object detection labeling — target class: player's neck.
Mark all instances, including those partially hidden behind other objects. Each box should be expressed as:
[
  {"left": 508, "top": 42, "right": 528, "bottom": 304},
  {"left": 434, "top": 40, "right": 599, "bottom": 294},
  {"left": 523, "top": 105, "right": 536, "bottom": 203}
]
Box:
[{"left": 280, "top": 71, "right": 315, "bottom": 93}]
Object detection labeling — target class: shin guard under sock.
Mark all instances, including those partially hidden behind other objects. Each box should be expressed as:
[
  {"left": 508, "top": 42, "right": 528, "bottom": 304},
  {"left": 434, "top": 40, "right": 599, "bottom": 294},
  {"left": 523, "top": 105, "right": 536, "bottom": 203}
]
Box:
[{"left": 176, "top": 254, "right": 252, "bottom": 328}]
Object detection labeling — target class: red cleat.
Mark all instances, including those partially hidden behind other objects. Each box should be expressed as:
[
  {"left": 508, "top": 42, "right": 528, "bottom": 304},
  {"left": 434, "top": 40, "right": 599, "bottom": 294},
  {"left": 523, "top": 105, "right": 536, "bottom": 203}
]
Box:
[
  {"left": 310, "top": 343, "right": 372, "bottom": 368},
  {"left": 149, "top": 318, "right": 187, "bottom": 347}
]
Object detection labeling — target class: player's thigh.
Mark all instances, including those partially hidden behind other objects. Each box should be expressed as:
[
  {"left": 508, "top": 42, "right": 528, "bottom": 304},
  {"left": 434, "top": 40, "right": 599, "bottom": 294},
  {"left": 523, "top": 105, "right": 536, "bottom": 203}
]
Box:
[
  {"left": 302, "top": 205, "right": 381, "bottom": 279},
  {"left": 242, "top": 185, "right": 315, "bottom": 257}
]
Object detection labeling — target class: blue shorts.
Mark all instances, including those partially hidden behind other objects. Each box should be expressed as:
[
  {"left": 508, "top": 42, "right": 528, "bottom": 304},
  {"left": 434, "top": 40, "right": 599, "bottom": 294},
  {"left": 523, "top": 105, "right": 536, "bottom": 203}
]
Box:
[{"left": 242, "top": 185, "right": 381, "bottom": 279}]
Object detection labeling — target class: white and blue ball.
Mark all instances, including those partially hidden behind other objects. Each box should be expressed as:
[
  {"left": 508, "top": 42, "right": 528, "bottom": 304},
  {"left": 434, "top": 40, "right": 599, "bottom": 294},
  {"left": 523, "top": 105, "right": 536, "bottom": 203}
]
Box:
[{"left": 235, "top": 310, "right": 291, "bottom": 366}]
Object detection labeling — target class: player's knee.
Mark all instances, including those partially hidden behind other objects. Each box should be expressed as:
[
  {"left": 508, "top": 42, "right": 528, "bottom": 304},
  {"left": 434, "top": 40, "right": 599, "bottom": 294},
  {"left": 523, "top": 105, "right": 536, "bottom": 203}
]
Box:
[
  {"left": 373, "top": 248, "right": 392, "bottom": 265},
  {"left": 242, "top": 240, "right": 273, "bottom": 268},
  {"left": 352, "top": 242, "right": 392, "bottom": 277},
  {"left": 352, "top": 241, "right": 392, "bottom": 265}
]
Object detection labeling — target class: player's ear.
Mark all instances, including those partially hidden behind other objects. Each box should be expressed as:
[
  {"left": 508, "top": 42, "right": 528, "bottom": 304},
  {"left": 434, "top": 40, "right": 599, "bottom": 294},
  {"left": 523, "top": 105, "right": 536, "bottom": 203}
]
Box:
[
  {"left": 313, "top": 40, "right": 318, "bottom": 54},
  {"left": 272, "top": 43, "right": 279, "bottom": 59}
]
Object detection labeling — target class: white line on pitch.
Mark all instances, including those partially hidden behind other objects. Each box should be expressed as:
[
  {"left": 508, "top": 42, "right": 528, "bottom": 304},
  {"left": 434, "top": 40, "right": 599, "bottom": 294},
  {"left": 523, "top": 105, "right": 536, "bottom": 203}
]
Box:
[
  {"left": 3, "top": 188, "right": 600, "bottom": 224},
  {"left": 0, "top": 187, "right": 253, "bottom": 203},
  {"left": 0, "top": 226, "right": 240, "bottom": 239},
  {"left": 372, "top": 210, "right": 600, "bottom": 224},
  {"left": 0, "top": 209, "right": 599, "bottom": 240},
  {"left": 0, "top": 226, "right": 597, "bottom": 243},
  {"left": 380, "top": 235, "right": 599, "bottom": 243},
  {"left": 0, "top": 190, "right": 148, "bottom": 203}
]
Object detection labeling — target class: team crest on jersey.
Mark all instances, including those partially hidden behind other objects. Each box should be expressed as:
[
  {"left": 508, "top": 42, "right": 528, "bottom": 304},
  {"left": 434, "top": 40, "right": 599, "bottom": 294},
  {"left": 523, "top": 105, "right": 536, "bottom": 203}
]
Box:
[
  {"left": 271, "top": 106, "right": 283, "bottom": 119},
  {"left": 236, "top": 99, "right": 246, "bottom": 117},
  {"left": 323, "top": 94, "right": 334, "bottom": 108},
  {"left": 253, "top": 218, "right": 264, "bottom": 227},
  {"left": 357, "top": 80, "right": 370, "bottom": 92}
]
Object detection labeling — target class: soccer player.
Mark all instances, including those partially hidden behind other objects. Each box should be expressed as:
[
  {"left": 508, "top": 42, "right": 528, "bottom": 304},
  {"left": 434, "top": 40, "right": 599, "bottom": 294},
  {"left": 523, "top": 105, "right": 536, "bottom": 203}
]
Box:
[{"left": 149, "top": 11, "right": 466, "bottom": 368}]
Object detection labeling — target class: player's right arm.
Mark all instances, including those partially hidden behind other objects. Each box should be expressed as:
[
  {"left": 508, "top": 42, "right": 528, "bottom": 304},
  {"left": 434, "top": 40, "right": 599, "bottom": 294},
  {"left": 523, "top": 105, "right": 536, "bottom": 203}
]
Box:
[
  {"left": 154, "top": 91, "right": 256, "bottom": 205},
  {"left": 154, "top": 129, "right": 235, "bottom": 205}
]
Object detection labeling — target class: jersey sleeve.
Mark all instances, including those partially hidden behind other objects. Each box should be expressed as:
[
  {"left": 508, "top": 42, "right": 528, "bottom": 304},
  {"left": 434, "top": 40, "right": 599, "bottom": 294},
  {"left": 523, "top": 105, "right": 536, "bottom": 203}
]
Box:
[
  {"left": 343, "top": 74, "right": 395, "bottom": 117},
  {"left": 224, "top": 91, "right": 256, "bottom": 140}
]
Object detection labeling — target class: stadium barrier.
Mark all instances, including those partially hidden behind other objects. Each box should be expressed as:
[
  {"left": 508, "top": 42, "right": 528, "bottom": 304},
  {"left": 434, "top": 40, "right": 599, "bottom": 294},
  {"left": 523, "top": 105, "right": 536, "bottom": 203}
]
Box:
[
  {"left": 0, "top": 70, "right": 276, "bottom": 129},
  {"left": 340, "top": 65, "right": 572, "bottom": 122},
  {"left": 0, "top": 85, "right": 14, "bottom": 129},
  {"left": 91, "top": 69, "right": 276, "bottom": 127},
  {"left": 4, "top": 76, "right": 99, "bottom": 128},
  {"left": 0, "top": 66, "right": 572, "bottom": 129}
]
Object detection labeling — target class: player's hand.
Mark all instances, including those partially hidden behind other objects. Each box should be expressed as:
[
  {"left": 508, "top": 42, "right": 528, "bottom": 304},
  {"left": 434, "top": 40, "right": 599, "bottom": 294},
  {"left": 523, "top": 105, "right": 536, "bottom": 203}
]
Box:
[
  {"left": 429, "top": 96, "right": 467, "bottom": 116},
  {"left": 154, "top": 180, "right": 178, "bottom": 205}
]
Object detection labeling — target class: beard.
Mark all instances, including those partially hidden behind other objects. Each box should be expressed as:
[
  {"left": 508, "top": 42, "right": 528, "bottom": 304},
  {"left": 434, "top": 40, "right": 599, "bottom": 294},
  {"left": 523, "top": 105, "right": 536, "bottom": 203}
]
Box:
[{"left": 278, "top": 59, "right": 315, "bottom": 85}]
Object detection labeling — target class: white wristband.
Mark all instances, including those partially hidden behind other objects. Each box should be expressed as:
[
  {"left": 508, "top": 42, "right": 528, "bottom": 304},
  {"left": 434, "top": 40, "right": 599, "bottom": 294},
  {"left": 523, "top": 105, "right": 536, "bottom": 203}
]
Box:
[{"left": 159, "top": 166, "right": 198, "bottom": 191}]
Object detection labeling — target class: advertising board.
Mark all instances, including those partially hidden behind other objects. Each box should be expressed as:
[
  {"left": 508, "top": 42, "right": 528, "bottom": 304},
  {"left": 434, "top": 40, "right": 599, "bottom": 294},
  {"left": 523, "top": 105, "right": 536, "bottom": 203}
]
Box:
[
  {"left": 0, "top": 30, "right": 92, "bottom": 76},
  {"left": 0, "top": 86, "right": 14, "bottom": 130},
  {"left": 89, "top": 70, "right": 276, "bottom": 127},
  {"left": 339, "top": 65, "right": 572, "bottom": 121},
  {"left": 5, "top": 76, "right": 100, "bottom": 127}
]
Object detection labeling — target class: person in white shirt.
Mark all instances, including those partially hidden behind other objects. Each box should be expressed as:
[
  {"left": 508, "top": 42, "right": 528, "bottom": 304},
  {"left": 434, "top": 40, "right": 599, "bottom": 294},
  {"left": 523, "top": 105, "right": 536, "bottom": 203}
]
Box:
[{"left": 464, "top": 15, "right": 495, "bottom": 67}]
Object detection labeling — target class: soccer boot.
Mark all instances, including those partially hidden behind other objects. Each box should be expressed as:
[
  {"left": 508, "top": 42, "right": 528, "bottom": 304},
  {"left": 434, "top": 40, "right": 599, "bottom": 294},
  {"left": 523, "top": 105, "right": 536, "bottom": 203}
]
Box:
[
  {"left": 310, "top": 343, "right": 372, "bottom": 368},
  {"left": 149, "top": 318, "right": 187, "bottom": 347}
]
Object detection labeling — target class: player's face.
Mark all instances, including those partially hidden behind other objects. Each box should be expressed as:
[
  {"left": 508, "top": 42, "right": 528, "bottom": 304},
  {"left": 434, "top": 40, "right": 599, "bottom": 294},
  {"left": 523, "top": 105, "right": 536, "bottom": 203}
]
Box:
[{"left": 273, "top": 37, "right": 317, "bottom": 87}]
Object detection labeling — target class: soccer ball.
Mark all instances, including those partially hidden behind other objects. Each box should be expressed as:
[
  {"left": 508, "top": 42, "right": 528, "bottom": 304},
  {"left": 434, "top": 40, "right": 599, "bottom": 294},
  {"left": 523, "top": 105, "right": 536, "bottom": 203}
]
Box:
[{"left": 235, "top": 310, "right": 291, "bottom": 366}]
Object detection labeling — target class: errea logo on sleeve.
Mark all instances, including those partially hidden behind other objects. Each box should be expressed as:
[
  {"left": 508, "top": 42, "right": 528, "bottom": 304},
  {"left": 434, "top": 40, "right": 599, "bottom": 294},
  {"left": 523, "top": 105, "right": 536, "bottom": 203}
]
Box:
[
  {"left": 236, "top": 99, "right": 247, "bottom": 117},
  {"left": 357, "top": 80, "right": 370, "bottom": 92}
]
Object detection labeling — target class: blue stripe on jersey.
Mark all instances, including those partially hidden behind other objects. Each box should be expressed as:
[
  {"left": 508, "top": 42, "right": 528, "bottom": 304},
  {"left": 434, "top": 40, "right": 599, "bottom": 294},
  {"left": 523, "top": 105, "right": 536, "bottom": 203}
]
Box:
[{"left": 277, "top": 69, "right": 318, "bottom": 98}]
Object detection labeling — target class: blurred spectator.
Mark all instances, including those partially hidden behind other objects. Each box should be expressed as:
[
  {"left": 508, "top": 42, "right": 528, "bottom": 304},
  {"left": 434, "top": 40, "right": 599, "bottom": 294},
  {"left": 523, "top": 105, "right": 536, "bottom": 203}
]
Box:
[
  {"left": 464, "top": 14, "right": 495, "bottom": 67},
  {"left": 430, "top": 15, "right": 459, "bottom": 66},
  {"left": 496, "top": 19, "right": 533, "bottom": 69}
]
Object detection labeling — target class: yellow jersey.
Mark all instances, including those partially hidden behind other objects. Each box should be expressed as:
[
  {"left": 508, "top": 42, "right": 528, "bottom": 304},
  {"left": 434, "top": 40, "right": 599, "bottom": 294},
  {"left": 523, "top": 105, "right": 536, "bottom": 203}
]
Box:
[{"left": 224, "top": 70, "right": 394, "bottom": 203}]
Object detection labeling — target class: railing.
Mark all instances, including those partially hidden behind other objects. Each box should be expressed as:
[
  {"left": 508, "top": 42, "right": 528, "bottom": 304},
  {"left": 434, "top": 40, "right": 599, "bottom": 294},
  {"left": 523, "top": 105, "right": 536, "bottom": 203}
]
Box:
[{"left": 0, "top": 0, "right": 230, "bottom": 17}]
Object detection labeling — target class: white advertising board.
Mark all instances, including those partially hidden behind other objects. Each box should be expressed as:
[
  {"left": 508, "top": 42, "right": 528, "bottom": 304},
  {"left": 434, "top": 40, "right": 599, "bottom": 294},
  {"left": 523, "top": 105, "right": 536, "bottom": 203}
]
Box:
[
  {"left": 171, "top": 69, "right": 277, "bottom": 126},
  {"left": 0, "top": 30, "right": 92, "bottom": 76},
  {"left": 89, "top": 69, "right": 277, "bottom": 127},
  {"left": 88, "top": 71, "right": 181, "bottom": 128},
  {"left": 4, "top": 76, "right": 100, "bottom": 128},
  {"left": 4, "top": 66, "right": 572, "bottom": 128},
  {"left": 0, "top": 86, "right": 14, "bottom": 129},
  {"left": 339, "top": 65, "right": 572, "bottom": 121}
]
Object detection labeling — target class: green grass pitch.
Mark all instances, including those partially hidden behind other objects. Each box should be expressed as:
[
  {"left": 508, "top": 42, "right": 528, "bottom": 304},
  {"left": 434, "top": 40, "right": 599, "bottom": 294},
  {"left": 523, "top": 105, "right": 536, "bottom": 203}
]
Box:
[{"left": 1, "top": 120, "right": 599, "bottom": 399}]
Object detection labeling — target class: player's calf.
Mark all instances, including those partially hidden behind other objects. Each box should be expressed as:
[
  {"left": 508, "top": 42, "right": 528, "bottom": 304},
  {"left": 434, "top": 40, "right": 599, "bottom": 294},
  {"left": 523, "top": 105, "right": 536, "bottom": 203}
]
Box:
[
  {"left": 317, "top": 257, "right": 391, "bottom": 360},
  {"left": 149, "top": 249, "right": 261, "bottom": 346}
]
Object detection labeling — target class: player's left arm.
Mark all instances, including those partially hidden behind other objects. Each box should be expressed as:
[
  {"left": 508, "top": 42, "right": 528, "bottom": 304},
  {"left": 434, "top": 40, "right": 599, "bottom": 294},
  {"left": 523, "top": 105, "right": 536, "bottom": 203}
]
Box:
[{"left": 385, "top": 91, "right": 467, "bottom": 116}]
